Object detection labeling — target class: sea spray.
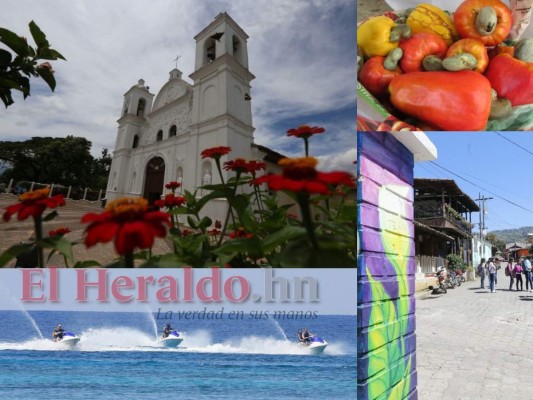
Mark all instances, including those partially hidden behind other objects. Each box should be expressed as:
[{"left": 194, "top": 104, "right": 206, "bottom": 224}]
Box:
[
  {"left": 144, "top": 306, "right": 158, "bottom": 339},
  {"left": 269, "top": 318, "right": 289, "bottom": 341},
  {"left": 79, "top": 327, "right": 155, "bottom": 351},
  {"left": 21, "top": 309, "right": 44, "bottom": 340}
]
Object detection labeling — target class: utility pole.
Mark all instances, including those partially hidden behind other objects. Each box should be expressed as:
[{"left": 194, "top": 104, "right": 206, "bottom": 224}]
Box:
[{"left": 475, "top": 193, "right": 494, "bottom": 238}]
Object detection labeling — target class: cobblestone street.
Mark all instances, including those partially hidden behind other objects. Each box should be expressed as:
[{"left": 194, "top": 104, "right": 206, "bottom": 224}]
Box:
[{"left": 417, "top": 279, "right": 533, "bottom": 400}]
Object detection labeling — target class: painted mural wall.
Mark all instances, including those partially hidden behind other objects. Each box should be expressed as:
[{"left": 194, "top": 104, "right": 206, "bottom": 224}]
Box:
[{"left": 357, "top": 132, "right": 417, "bottom": 400}]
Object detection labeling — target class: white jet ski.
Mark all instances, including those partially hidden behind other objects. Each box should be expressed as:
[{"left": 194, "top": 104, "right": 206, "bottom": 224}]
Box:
[
  {"left": 156, "top": 330, "right": 183, "bottom": 348},
  {"left": 300, "top": 335, "right": 328, "bottom": 355},
  {"left": 53, "top": 332, "right": 80, "bottom": 348}
]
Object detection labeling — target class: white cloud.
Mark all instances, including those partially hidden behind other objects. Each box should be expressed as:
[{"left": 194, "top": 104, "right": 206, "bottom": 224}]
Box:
[{"left": 0, "top": 0, "right": 355, "bottom": 159}]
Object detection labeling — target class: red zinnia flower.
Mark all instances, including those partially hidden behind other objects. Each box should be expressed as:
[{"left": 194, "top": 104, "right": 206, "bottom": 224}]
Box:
[
  {"left": 287, "top": 125, "right": 325, "bottom": 139},
  {"left": 215, "top": 220, "right": 222, "bottom": 229},
  {"left": 49, "top": 227, "right": 71, "bottom": 237},
  {"left": 154, "top": 194, "right": 186, "bottom": 209},
  {"left": 246, "top": 160, "right": 266, "bottom": 173},
  {"left": 165, "top": 181, "right": 181, "bottom": 190},
  {"left": 3, "top": 188, "right": 65, "bottom": 222},
  {"left": 223, "top": 158, "right": 248, "bottom": 173},
  {"left": 224, "top": 158, "right": 267, "bottom": 175},
  {"left": 229, "top": 227, "right": 254, "bottom": 239},
  {"left": 201, "top": 146, "right": 232, "bottom": 159},
  {"left": 254, "top": 157, "right": 354, "bottom": 195},
  {"left": 208, "top": 228, "right": 221, "bottom": 235},
  {"left": 181, "top": 229, "right": 191, "bottom": 237},
  {"left": 81, "top": 197, "right": 170, "bottom": 255}
]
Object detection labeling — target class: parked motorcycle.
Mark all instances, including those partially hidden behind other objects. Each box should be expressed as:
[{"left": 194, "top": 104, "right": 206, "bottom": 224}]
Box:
[
  {"left": 430, "top": 268, "right": 447, "bottom": 294},
  {"left": 450, "top": 270, "right": 461, "bottom": 287}
]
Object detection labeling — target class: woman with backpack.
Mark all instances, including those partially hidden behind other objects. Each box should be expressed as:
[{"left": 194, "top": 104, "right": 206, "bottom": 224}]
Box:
[{"left": 514, "top": 258, "right": 524, "bottom": 291}]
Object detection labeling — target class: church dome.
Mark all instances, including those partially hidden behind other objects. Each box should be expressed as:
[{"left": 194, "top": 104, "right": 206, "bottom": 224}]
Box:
[{"left": 152, "top": 71, "right": 191, "bottom": 112}]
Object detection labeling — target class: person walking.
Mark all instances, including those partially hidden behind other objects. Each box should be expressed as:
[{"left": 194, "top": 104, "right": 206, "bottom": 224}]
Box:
[
  {"left": 477, "top": 258, "right": 487, "bottom": 289},
  {"left": 514, "top": 259, "right": 524, "bottom": 291},
  {"left": 488, "top": 258, "right": 497, "bottom": 293},
  {"left": 506, "top": 258, "right": 516, "bottom": 290},
  {"left": 524, "top": 256, "right": 533, "bottom": 292}
]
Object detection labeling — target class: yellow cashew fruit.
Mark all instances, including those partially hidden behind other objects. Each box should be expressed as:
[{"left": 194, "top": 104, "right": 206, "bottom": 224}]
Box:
[
  {"left": 406, "top": 4, "right": 459, "bottom": 46},
  {"left": 357, "top": 16, "right": 398, "bottom": 58}
]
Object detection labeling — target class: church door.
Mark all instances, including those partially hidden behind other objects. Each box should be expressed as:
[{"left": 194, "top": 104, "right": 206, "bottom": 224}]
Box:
[{"left": 143, "top": 157, "right": 165, "bottom": 204}]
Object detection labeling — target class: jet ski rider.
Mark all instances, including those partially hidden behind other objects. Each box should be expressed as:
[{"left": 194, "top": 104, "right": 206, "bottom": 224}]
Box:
[
  {"left": 162, "top": 321, "right": 174, "bottom": 338},
  {"left": 297, "top": 328, "right": 311, "bottom": 345},
  {"left": 52, "top": 324, "right": 64, "bottom": 341}
]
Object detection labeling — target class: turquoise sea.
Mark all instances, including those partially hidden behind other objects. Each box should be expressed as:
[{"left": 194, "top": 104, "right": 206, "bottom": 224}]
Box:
[{"left": 0, "top": 310, "right": 356, "bottom": 399}]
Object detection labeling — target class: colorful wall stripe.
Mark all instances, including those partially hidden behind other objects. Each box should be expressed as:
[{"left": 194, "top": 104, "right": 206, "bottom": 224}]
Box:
[{"left": 357, "top": 132, "right": 417, "bottom": 400}]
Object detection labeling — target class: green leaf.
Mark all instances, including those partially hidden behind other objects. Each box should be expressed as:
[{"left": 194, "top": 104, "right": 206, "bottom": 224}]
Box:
[
  {"left": 39, "top": 47, "right": 66, "bottom": 61},
  {"left": 187, "top": 215, "right": 198, "bottom": 229},
  {"left": 198, "top": 216, "right": 212, "bottom": 230},
  {"left": 335, "top": 202, "right": 356, "bottom": 224},
  {"left": 50, "top": 237, "right": 74, "bottom": 263},
  {"left": 73, "top": 260, "right": 102, "bottom": 268},
  {"left": 36, "top": 64, "right": 56, "bottom": 91},
  {"left": 0, "top": 49, "right": 12, "bottom": 67},
  {"left": 29, "top": 21, "right": 49, "bottom": 49},
  {"left": 262, "top": 226, "right": 306, "bottom": 252},
  {"left": 0, "top": 88, "right": 14, "bottom": 108},
  {"left": 42, "top": 210, "right": 58, "bottom": 222},
  {"left": 0, "top": 78, "right": 23, "bottom": 91},
  {"left": 0, "top": 243, "right": 34, "bottom": 267},
  {"left": 0, "top": 27, "right": 30, "bottom": 57}
]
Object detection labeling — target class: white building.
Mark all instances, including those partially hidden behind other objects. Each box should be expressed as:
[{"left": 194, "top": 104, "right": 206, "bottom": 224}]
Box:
[
  {"left": 472, "top": 234, "right": 493, "bottom": 267},
  {"left": 106, "top": 12, "right": 283, "bottom": 220}
]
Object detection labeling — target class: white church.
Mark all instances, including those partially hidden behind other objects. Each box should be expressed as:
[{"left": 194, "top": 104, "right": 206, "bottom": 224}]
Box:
[{"left": 105, "top": 12, "right": 284, "bottom": 219}]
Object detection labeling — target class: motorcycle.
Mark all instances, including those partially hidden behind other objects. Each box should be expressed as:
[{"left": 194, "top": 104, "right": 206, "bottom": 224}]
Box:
[
  {"left": 450, "top": 270, "right": 461, "bottom": 287},
  {"left": 430, "top": 268, "right": 447, "bottom": 294},
  {"left": 455, "top": 269, "right": 466, "bottom": 283}
]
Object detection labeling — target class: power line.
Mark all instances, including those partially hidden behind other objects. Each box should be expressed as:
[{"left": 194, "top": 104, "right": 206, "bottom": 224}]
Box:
[
  {"left": 494, "top": 132, "right": 533, "bottom": 156},
  {"left": 429, "top": 161, "right": 533, "bottom": 215}
]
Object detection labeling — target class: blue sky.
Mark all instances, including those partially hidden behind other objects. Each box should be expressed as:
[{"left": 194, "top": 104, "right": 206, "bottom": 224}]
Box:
[
  {"left": 0, "top": 0, "right": 356, "bottom": 173},
  {"left": 415, "top": 132, "right": 533, "bottom": 233}
]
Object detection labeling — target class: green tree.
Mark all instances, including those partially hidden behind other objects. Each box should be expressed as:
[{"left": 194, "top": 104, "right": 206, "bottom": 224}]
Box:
[
  {"left": 90, "top": 148, "right": 112, "bottom": 189},
  {"left": 0, "top": 136, "right": 109, "bottom": 188},
  {"left": 0, "top": 21, "right": 65, "bottom": 107},
  {"left": 486, "top": 233, "right": 506, "bottom": 253}
]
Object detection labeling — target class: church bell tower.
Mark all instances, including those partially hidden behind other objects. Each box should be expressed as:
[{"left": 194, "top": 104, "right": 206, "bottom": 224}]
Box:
[{"left": 189, "top": 12, "right": 256, "bottom": 182}]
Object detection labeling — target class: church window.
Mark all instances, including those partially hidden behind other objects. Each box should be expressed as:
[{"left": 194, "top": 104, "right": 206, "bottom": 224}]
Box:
[
  {"left": 169, "top": 125, "right": 177, "bottom": 137},
  {"left": 137, "top": 98, "right": 146, "bottom": 117},
  {"left": 156, "top": 130, "right": 163, "bottom": 141},
  {"left": 132, "top": 135, "right": 139, "bottom": 149}
]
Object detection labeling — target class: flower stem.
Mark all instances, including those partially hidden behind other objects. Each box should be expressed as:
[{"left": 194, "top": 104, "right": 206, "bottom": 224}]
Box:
[
  {"left": 304, "top": 138, "right": 309, "bottom": 157},
  {"left": 297, "top": 193, "right": 318, "bottom": 250},
  {"left": 34, "top": 215, "right": 44, "bottom": 268},
  {"left": 124, "top": 252, "right": 134, "bottom": 268}
]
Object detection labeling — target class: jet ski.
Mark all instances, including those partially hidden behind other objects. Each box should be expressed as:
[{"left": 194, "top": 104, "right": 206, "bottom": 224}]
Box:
[
  {"left": 300, "top": 335, "right": 328, "bottom": 354},
  {"left": 53, "top": 332, "right": 80, "bottom": 348},
  {"left": 156, "top": 330, "right": 183, "bottom": 348}
]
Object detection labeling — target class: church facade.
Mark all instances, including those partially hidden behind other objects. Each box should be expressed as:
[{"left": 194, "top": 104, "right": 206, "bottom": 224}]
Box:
[{"left": 106, "top": 13, "right": 282, "bottom": 221}]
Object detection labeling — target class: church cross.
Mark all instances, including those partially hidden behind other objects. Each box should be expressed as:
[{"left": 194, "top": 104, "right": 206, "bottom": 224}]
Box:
[{"left": 173, "top": 54, "right": 182, "bottom": 69}]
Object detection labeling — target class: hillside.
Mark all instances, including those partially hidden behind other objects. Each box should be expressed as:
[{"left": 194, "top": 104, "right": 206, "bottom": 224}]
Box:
[{"left": 489, "top": 226, "right": 533, "bottom": 244}]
